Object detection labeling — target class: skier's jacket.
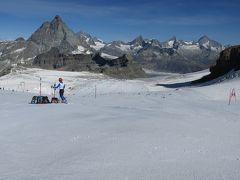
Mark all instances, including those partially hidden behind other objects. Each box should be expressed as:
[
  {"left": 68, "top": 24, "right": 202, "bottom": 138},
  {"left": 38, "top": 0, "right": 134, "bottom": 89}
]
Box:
[{"left": 55, "top": 82, "right": 65, "bottom": 90}]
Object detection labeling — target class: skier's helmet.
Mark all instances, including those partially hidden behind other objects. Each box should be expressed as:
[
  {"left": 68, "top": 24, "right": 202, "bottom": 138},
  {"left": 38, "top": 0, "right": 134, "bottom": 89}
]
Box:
[{"left": 59, "top": 77, "right": 63, "bottom": 82}]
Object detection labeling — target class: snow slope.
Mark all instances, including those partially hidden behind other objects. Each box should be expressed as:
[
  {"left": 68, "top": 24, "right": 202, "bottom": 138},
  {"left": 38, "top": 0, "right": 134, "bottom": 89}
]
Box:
[
  {"left": 72, "top": 46, "right": 86, "bottom": 54},
  {"left": 90, "top": 41, "right": 105, "bottom": 51},
  {"left": 0, "top": 68, "right": 240, "bottom": 180},
  {"left": 101, "top": 53, "right": 118, "bottom": 60},
  {"left": 0, "top": 68, "right": 149, "bottom": 96}
]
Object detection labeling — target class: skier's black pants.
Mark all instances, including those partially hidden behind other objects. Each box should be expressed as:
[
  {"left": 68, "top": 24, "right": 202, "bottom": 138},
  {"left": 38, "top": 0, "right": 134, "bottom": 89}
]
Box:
[{"left": 59, "top": 89, "right": 65, "bottom": 101}]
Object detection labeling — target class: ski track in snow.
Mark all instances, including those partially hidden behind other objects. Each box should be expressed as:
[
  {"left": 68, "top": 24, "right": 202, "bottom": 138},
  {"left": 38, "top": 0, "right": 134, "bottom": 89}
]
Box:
[{"left": 0, "top": 68, "right": 240, "bottom": 180}]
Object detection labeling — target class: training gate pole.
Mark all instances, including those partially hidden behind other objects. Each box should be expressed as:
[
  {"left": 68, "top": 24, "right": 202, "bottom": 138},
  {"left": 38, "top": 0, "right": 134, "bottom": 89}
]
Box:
[
  {"left": 228, "top": 88, "right": 236, "bottom": 105},
  {"left": 95, "top": 85, "right": 97, "bottom": 99},
  {"left": 40, "top": 77, "right": 42, "bottom": 96}
]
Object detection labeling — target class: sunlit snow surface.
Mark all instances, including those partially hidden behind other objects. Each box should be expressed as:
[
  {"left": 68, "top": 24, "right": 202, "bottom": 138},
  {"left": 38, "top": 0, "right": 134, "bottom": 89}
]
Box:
[
  {"left": 90, "top": 41, "right": 106, "bottom": 51},
  {"left": 0, "top": 68, "right": 240, "bottom": 180},
  {"left": 101, "top": 53, "right": 118, "bottom": 60}
]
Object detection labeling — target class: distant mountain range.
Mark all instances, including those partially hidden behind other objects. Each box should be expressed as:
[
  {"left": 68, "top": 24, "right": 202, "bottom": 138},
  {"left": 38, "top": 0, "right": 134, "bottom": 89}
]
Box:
[{"left": 0, "top": 15, "right": 226, "bottom": 77}]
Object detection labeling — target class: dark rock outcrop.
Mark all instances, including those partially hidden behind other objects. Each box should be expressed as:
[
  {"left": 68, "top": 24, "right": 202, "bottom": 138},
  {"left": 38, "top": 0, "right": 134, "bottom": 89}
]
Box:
[
  {"left": 33, "top": 48, "right": 146, "bottom": 79},
  {"left": 101, "top": 54, "right": 146, "bottom": 79},
  {"left": 192, "top": 45, "right": 240, "bottom": 84},
  {"left": 210, "top": 45, "right": 240, "bottom": 75}
]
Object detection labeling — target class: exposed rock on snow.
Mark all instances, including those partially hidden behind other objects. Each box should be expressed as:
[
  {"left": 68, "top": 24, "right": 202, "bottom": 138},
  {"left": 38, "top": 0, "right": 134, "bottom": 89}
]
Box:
[
  {"left": 193, "top": 45, "right": 240, "bottom": 84},
  {"left": 33, "top": 48, "right": 146, "bottom": 79}
]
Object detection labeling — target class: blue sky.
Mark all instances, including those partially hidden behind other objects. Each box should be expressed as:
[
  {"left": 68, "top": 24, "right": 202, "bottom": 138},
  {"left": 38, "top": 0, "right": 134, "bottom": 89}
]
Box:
[{"left": 0, "top": 0, "right": 239, "bottom": 44}]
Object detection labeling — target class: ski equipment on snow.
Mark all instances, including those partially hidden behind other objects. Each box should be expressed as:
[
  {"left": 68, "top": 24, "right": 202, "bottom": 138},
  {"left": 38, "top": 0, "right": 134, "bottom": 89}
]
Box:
[{"left": 51, "top": 83, "right": 59, "bottom": 103}]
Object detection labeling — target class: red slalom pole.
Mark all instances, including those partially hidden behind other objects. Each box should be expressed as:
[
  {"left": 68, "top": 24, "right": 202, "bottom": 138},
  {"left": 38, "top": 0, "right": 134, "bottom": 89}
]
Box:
[
  {"left": 233, "top": 89, "right": 236, "bottom": 102},
  {"left": 228, "top": 88, "right": 237, "bottom": 105}
]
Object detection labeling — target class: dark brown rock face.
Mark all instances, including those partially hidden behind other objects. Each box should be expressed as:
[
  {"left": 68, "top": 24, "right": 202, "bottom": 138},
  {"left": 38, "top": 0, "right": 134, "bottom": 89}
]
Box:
[
  {"left": 210, "top": 45, "right": 240, "bottom": 76},
  {"left": 33, "top": 48, "right": 146, "bottom": 79},
  {"left": 192, "top": 45, "right": 240, "bottom": 84},
  {"left": 33, "top": 47, "right": 96, "bottom": 71}
]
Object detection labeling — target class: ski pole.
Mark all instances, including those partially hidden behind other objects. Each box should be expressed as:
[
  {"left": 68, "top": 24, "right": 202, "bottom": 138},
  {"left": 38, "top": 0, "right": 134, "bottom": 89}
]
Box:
[{"left": 53, "top": 84, "right": 56, "bottom": 98}]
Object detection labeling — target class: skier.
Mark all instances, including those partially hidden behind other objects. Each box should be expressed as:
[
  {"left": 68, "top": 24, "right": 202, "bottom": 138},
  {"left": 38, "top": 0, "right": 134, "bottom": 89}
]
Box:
[{"left": 54, "top": 77, "right": 67, "bottom": 103}]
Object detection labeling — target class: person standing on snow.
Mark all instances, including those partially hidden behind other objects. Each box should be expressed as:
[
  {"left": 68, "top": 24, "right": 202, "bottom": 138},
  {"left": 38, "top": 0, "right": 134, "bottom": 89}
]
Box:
[{"left": 54, "top": 77, "right": 66, "bottom": 103}]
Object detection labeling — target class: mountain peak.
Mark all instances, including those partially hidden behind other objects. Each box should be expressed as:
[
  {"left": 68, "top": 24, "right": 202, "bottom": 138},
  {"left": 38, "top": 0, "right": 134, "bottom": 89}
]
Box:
[
  {"left": 198, "top": 35, "right": 210, "bottom": 43},
  {"left": 150, "top": 39, "right": 161, "bottom": 47},
  {"left": 130, "top": 35, "right": 144, "bottom": 46},
  {"left": 201, "top": 35, "right": 209, "bottom": 39},
  {"left": 15, "top": 37, "right": 25, "bottom": 41},
  {"left": 135, "top": 35, "right": 144, "bottom": 41},
  {"left": 50, "top": 15, "right": 65, "bottom": 27},
  {"left": 198, "top": 35, "right": 223, "bottom": 49},
  {"left": 53, "top": 15, "right": 63, "bottom": 22},
  {"left": 28, "top": 15, "right": 80, "bottom": 54},
  {"left": 168, "top": 36, "right": 177, "bottom": 42},
  {"left": 161, "top": 36, "right": 177, "bottom": 48}
]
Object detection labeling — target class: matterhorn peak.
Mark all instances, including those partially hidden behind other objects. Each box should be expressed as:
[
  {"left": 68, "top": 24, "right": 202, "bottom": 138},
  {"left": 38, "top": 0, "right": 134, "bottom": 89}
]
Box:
[{"left": 52, "top": 15, "right": 63, "bottom": 22}]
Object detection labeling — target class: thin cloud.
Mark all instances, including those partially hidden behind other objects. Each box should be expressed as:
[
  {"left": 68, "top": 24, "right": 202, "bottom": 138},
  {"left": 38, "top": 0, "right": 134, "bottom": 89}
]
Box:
[
  {"left": 118, "top": 15, "right": 237, "bottom": 26},
  {"left": 0, "top": 0, "right": 238, "bottom": 25},
  {"left": 0, "top": 0, "right": 127, "bottom": 17}
]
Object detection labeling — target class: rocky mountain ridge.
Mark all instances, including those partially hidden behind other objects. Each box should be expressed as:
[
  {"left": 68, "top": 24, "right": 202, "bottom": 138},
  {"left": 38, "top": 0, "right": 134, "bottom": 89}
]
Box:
[{"left": 0, "top": 15, "right": 226, "bottom": 77}]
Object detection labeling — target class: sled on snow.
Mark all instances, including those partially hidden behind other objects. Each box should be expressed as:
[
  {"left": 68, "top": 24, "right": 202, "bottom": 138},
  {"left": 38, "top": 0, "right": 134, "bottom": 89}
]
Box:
[
  {"left": 30, "top": 78, "right": 50, "bottom": 104},
  {"left": 31, "top": 96, "right": 50, "bottom": 104}
]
